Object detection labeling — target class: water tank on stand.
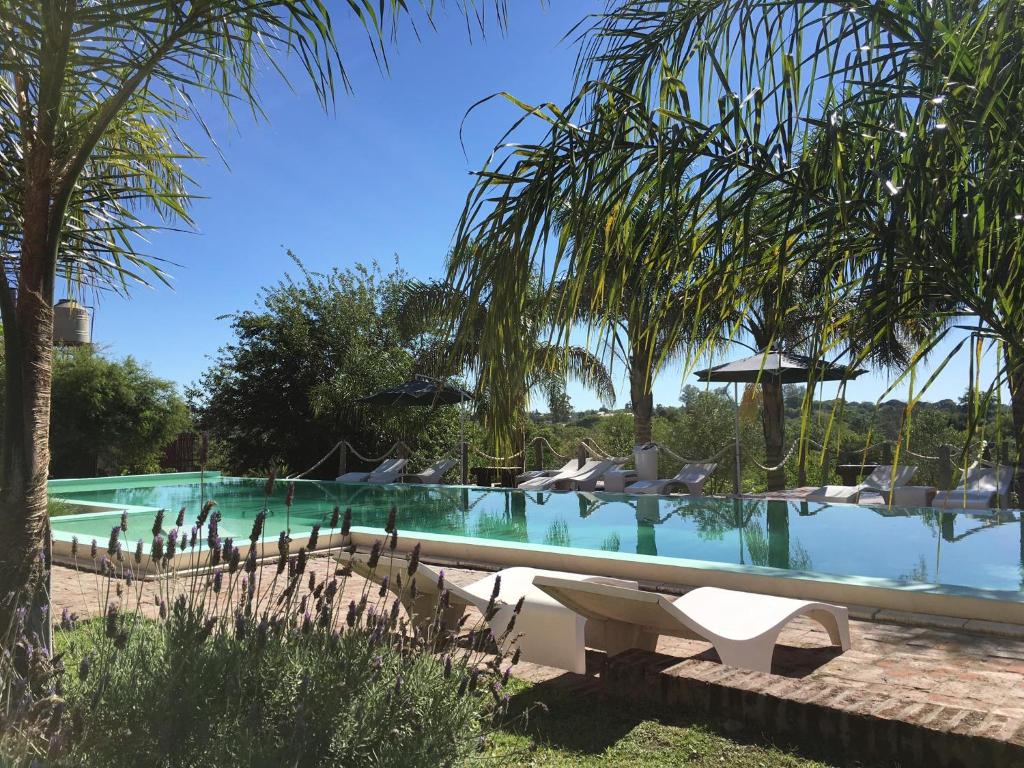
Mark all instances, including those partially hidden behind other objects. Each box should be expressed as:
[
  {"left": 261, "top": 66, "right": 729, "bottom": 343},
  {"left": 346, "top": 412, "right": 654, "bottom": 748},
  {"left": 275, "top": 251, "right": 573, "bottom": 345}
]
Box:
[{"left": 52, "top": 299, "right": 92, "bottom": 347}]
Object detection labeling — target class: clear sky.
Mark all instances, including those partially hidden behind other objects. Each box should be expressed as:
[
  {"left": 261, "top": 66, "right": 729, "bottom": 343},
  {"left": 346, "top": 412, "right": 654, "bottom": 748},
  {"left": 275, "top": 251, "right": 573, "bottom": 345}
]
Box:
[{"left": 83, "top": 2, "right": 1002, "bottom": 412}]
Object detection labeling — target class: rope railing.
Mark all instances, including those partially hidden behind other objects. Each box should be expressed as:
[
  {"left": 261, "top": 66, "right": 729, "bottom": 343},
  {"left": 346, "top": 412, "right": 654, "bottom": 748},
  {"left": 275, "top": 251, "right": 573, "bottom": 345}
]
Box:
[
  {"left": 653, "top": 441, "right": 735, "bottom": 466},
  {"left": 748, "top": 438, "right": 804, "bottom": 472},
  {"left": 469, "top": 446, "right": 526, "bottom": 463},
  {"left": 287, "top": 440, "right": 412, "bottom": 480},
  {"left": 530, "top": 437, "right": 570, "bottom": 460}
]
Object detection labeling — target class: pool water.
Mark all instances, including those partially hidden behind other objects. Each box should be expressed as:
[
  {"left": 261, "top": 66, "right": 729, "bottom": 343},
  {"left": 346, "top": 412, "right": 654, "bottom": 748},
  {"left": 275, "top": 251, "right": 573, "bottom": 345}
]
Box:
[{"left": 51, "top": 477, "right": 1024, "bottom": 594}]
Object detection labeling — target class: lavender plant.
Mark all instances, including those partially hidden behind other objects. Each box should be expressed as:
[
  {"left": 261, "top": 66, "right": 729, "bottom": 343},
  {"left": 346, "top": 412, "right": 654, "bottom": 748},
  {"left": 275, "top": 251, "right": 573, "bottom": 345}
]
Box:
[{"left": 0, "top": 507, "right": 523, "bottom": 767}]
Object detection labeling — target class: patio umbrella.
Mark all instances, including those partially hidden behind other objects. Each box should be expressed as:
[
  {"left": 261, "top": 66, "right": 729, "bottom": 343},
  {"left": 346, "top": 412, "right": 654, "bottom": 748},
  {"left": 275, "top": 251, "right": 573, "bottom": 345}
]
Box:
[
  {"left": 694, "top": 351, "right": 865, "bottom": 494},
  {"left": 357, "top": 375, "right": 474, "bottom": 481}
]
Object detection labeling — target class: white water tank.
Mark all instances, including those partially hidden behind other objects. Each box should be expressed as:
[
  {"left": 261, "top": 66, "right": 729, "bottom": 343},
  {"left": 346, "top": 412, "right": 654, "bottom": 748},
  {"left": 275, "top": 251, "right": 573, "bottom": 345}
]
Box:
[{"left": 52, "top": 299, "right": 91, "bottom": 346}]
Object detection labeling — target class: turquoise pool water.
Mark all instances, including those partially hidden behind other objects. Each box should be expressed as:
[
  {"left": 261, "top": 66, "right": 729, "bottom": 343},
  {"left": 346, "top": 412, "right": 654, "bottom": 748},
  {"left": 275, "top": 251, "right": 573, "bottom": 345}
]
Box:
[{"left": 51, "top": 477, "right": 1024, "bottom": 594}]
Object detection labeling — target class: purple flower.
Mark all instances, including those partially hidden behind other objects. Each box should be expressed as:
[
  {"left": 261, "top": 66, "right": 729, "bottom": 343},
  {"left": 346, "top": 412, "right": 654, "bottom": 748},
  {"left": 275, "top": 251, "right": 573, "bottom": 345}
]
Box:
[
  {"left": 175, "top": 506, "right": 186, "bottom": 528},
  {"left": 90, "top": 539, "right": 98, "bottom": 559},
  {"left": 329, "top": 506, "right": 340, "bottom": 529},
  {"left": 228, "top": 546, "right": 241, "bottom": 574},
  {"left": 197, "top": 499, "right": 216, "bottom": 528},
  {"left": 105, "top": 603, "right": 118, "bottom": 638},
  {"left": 384, "top": 506, "right": 397, "bottom": 534},
  {"left": 406, "top": 543, "right": 421, "bottom": 577},
  {"left": 389, "top": 530, "right": 398, "bottom": 552},
  {"left": 158, "top": 598, "right": 167, "bottom": 620},
  {"left": 307, "top": 571, "right": 316, "bottom": 592},
  {"left": 189, "top": 527, "right": 198, "bottom": 548},
  {"left": 207, "top": 512, "right": 221, "bottom": 549},
  {"left": 285, "top": 483, "right": 295, "bottom": 508},
  {"left": 210, "top": 537, "right": 222, "bottom": 567},
  {"left": 78, "top": 654, "right": 91, "bottom": 681},
  {"left": 166, "top": 528, "right": 178, "bottom": 560},
  {"left": 341, "top": 508, "right": 352, "bottom": 537},
  {"left": 308, "top": 523, "right": 320, "bottom": 551},
  {"left": 212, "top": 571, "right": 223, "bottom": 593},
  {"left": 134, "top": 540, "right": 144, "bottom": 565},
  {"left": 346, "top": 600, "right": 356, "bottom": 628},
  {"left": 302, "top": 612, "right": 312, "bottom": 633},
  {"left": 152, "top": 509, "right": 165, "bottom": 537},
  {"left": 378, "top": 576, "right": 390, "bottom": 598},
  {"left": 120, "top": 510, "right": 128, "bottom": 533},
  {"left": 366, "top": 540, "right": 382, "bottom": 570},
  {"left": 296, "top": 547, "right": 308, "bottom": 575},
  {"left": 249, "top": 511, "right": 266, "bottom": 544},
  {"left": 151, "top": 535, "right": 164, "bottom": 562},
  {"left": 244, "top": 548, "right": 257, "bottom": 575},
  {"left": 70, "top": 537, "right": 78, "bottom": 558}
]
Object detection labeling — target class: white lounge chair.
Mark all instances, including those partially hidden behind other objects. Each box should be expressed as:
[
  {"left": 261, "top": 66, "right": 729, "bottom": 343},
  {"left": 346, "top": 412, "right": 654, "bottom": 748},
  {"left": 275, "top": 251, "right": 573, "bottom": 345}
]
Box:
[
  {"left": 516, "top": 459, "right": 580, "bottom": 487},
  {"left": 351, "top": 556, "right": 636, "bottom": 674},
  {"left": 555, "top": 458, "right": 627, "bottom": 492},
  {"left": 808, "top": 464, "right": 918, "bottom": 503},
  {"left": 534, "top": 577, "right": 850, "bottom": 674},
  {"left": 366, "top": 458, "right": 408, "bottom": 484},
  {"left": 402, "top": 458, "right": 457, "bottom": 484},
  {"left": 336, "top": 457, "right": 407, "bottom": 484},
  {"left": 625, "top": 463, "right": 717, "bottom": 496},
  {"left": 517, "top": 458, "right": 602, "bottom": 490},
  {"left": 932, "top": 465, "right": 1016, "bottom": 510}
]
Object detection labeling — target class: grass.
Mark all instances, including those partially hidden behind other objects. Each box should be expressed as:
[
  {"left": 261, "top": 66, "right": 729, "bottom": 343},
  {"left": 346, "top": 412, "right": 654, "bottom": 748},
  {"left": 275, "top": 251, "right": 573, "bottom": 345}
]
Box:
[{"left": 482, "top": 680, "right": 839, "bottom": 767}]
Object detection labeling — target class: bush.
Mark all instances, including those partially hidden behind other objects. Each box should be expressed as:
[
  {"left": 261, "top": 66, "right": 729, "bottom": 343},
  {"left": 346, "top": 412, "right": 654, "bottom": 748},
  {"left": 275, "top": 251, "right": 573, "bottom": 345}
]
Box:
[{"left": 1, "top": 509, "right": 515, "bottom": 767}]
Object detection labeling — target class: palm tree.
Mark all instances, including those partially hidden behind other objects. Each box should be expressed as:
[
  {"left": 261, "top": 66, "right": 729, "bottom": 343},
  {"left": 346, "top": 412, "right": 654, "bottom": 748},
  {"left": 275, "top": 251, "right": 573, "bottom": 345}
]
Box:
[
  {"left": 397, "top": 264, "right": 615, "bottom": 453},
  {"left": 556, "top": 192, "right": 713, "bottom": 445},
  {"left": 0, "top": 1, "right": 506, "bottom": 617},
  {"left": 451, "top": 0, "right": 1024, "bottom": 497}
]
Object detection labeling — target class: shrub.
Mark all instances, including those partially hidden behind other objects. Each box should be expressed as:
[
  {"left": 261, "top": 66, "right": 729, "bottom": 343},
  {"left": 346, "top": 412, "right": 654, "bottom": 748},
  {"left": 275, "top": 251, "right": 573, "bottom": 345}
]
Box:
[{"left": 1, "top": 509, "right": 517, "bottom": 767}]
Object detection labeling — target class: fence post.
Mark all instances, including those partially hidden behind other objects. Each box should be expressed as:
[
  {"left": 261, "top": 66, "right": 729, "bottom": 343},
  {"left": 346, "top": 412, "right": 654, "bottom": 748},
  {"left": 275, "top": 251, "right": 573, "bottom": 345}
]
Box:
[
  {"left": 337, "top": 442, "right": 347, "bottom": 479},
  {"left": 534, "top": 438, "right": 544, "bottom": 470},
  {"left": 576, "top": 442, "right": 587, "bottom": 469},
  {"left": 460, "top": 441, "right": 469, "bottom": 485},
  {"left": 937, "top": 444, "right": 952, "bottom": 489}
]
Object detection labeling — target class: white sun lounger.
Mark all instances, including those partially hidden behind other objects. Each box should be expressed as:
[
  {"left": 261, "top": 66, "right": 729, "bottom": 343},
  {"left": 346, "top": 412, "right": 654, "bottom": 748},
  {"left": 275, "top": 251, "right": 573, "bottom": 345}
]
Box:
[
  {"left": 516, "top": 459, "right": 580, "bottom": 487},
  {"left": 402, "top": 458, "right": 457, "bottom": 484},
  {"left": 517, "top": 458, "right": 603, "bottom": 490},
  {"left": 351, "top": 556, "right": 636, "bottom": 673},
  {"left": 932, "top": 465, "right": 1016, "bottom": 510},
  {"left": 808, "top": 464, "right": 918, "bottom": 504},
  {"left": 336, "top": 457, "right": 407, "bottom": 484},
  {"left": 625, "top": 462, "right": 717, "bottom": 496},
  {"left": 554, "top": 458, "right": 627, "bottom": 492},
  {"left": 534, "top": 577, "right": 850, "bottom": 674}
]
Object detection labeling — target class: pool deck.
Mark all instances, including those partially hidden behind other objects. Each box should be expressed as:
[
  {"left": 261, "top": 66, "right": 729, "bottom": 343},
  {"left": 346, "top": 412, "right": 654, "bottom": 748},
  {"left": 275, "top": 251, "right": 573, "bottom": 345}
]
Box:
[{"left": 49, "top": 557, "right": 1024, "bottom": 767}]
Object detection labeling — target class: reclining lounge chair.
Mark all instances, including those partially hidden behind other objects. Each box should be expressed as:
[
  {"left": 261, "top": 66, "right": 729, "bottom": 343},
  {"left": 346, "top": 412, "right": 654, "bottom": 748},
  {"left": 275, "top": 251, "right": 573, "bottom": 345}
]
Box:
[
  {"left": 625, "top": 462, "right": 717, "bottom": 496},
  {"left": 351, "top": 556, "right": 636, "bottom": 674},
  {"left": 534, "top": 576, "right": 850, "bottom": 674}
]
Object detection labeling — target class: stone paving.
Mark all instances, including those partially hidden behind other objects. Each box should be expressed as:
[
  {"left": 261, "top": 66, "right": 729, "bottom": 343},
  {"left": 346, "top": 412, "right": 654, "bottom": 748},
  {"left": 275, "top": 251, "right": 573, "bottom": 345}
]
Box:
[{"left": 50, "top": 558, "right": 1024, "bottom": 767}]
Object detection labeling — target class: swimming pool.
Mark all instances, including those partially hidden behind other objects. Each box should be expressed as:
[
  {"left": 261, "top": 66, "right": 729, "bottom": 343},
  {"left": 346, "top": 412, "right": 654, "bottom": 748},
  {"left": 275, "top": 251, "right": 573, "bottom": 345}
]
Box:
[{"left": 49, "top": 473, "right": 1024, "bottom": 596}]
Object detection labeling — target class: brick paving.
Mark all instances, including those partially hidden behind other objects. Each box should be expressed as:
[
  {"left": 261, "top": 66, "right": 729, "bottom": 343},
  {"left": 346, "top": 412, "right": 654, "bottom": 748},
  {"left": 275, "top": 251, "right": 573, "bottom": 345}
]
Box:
[{"left": 50, "top": 559, "right": 1024, "bottom": 766}]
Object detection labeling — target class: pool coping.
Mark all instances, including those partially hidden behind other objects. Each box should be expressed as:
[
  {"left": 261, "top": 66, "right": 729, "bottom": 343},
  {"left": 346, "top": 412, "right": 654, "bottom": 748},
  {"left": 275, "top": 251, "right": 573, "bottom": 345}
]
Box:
[{"left": 47, "top": 473, "right": 1024, "bottom": 627}]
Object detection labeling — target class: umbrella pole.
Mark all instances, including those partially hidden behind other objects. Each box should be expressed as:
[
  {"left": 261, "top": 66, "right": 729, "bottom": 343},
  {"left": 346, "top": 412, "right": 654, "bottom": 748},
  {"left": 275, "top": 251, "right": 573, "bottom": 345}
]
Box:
[
  {"left": 459, "top": 392, "right": 466, "bottom": 484},
  {"left": 733, "top": 382, "right": 742, "bottom": 496}
]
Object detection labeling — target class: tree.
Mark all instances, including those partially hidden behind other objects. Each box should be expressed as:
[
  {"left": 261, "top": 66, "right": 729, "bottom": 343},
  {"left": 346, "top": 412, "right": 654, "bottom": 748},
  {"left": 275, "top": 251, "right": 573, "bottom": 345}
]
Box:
[
  {"left": 450, "top": 0, "right": 1024, "bottom": 498},
  {"left": 0, "top": 347, "right": 189, "bottom": 477},
  {"left": 49, "top": 350, "right": 190, "bottom": 477},
  {"left": 189, "top": 258, "right": 463, "bottom": 476},
  {"left": 558, "top": 192, "right": 712, "bottom": 446},
  {"left": 397, "top": 262, "right": 615, "bottom": 453},
  {"left": 0, "top": 1, "right": 505, "bottom": 613}
]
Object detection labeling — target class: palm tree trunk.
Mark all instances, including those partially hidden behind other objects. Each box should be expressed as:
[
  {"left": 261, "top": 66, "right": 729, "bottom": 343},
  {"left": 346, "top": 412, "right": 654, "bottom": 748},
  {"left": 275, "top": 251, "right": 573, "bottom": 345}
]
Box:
[
  {"left": 1007, "top": 344, "right": 1024, "bottom": 504},
  {"left": 0, "top": 175, "right": 57, "bottom": 634},
  {"left": 630, "top": 355, "right": 654, "bottom": 445},
  {"left": 761, "top": 379, "right": 787, "bottom": 491}
]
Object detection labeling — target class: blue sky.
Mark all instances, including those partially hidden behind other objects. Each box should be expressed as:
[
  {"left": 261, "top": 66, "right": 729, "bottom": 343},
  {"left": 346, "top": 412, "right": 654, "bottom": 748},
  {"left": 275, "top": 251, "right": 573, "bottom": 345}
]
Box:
[{"left": 85, "top": 2, "right": 1001, "bottom": 412}]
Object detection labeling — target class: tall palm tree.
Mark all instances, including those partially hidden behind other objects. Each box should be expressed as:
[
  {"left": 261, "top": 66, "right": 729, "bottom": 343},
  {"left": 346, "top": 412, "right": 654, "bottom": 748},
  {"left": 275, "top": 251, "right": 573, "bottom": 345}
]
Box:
[
  {"left": 451, "top": 0, "right": 1024, "bottom": 497},
  {"left": 557, "top": 192, "right": 713, "bottom": 445},
  {"left": 0, "top": 1, "right": 507, "bottom": 617},
  {"left": 398, "top": 265, "right": 615, "bottom": 453}
]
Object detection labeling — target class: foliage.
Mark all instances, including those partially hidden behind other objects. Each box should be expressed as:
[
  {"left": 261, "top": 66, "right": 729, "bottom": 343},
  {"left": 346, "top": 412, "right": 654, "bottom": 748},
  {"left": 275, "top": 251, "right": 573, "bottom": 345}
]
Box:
[
  {"left": 447, "top": 0, "right": 1024, "bottom": 496},
  {"left": 0, "top": 347, "right": 189, "bottom": 478},
  {"left": 189, "top": 257, "right": 464, "bottom": 477},
  {"left": 1, "top": 509, "right": 514, "bottom": 767},
  {"left": 397, "top": 270, "right": 615, "bottom": 452}
]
